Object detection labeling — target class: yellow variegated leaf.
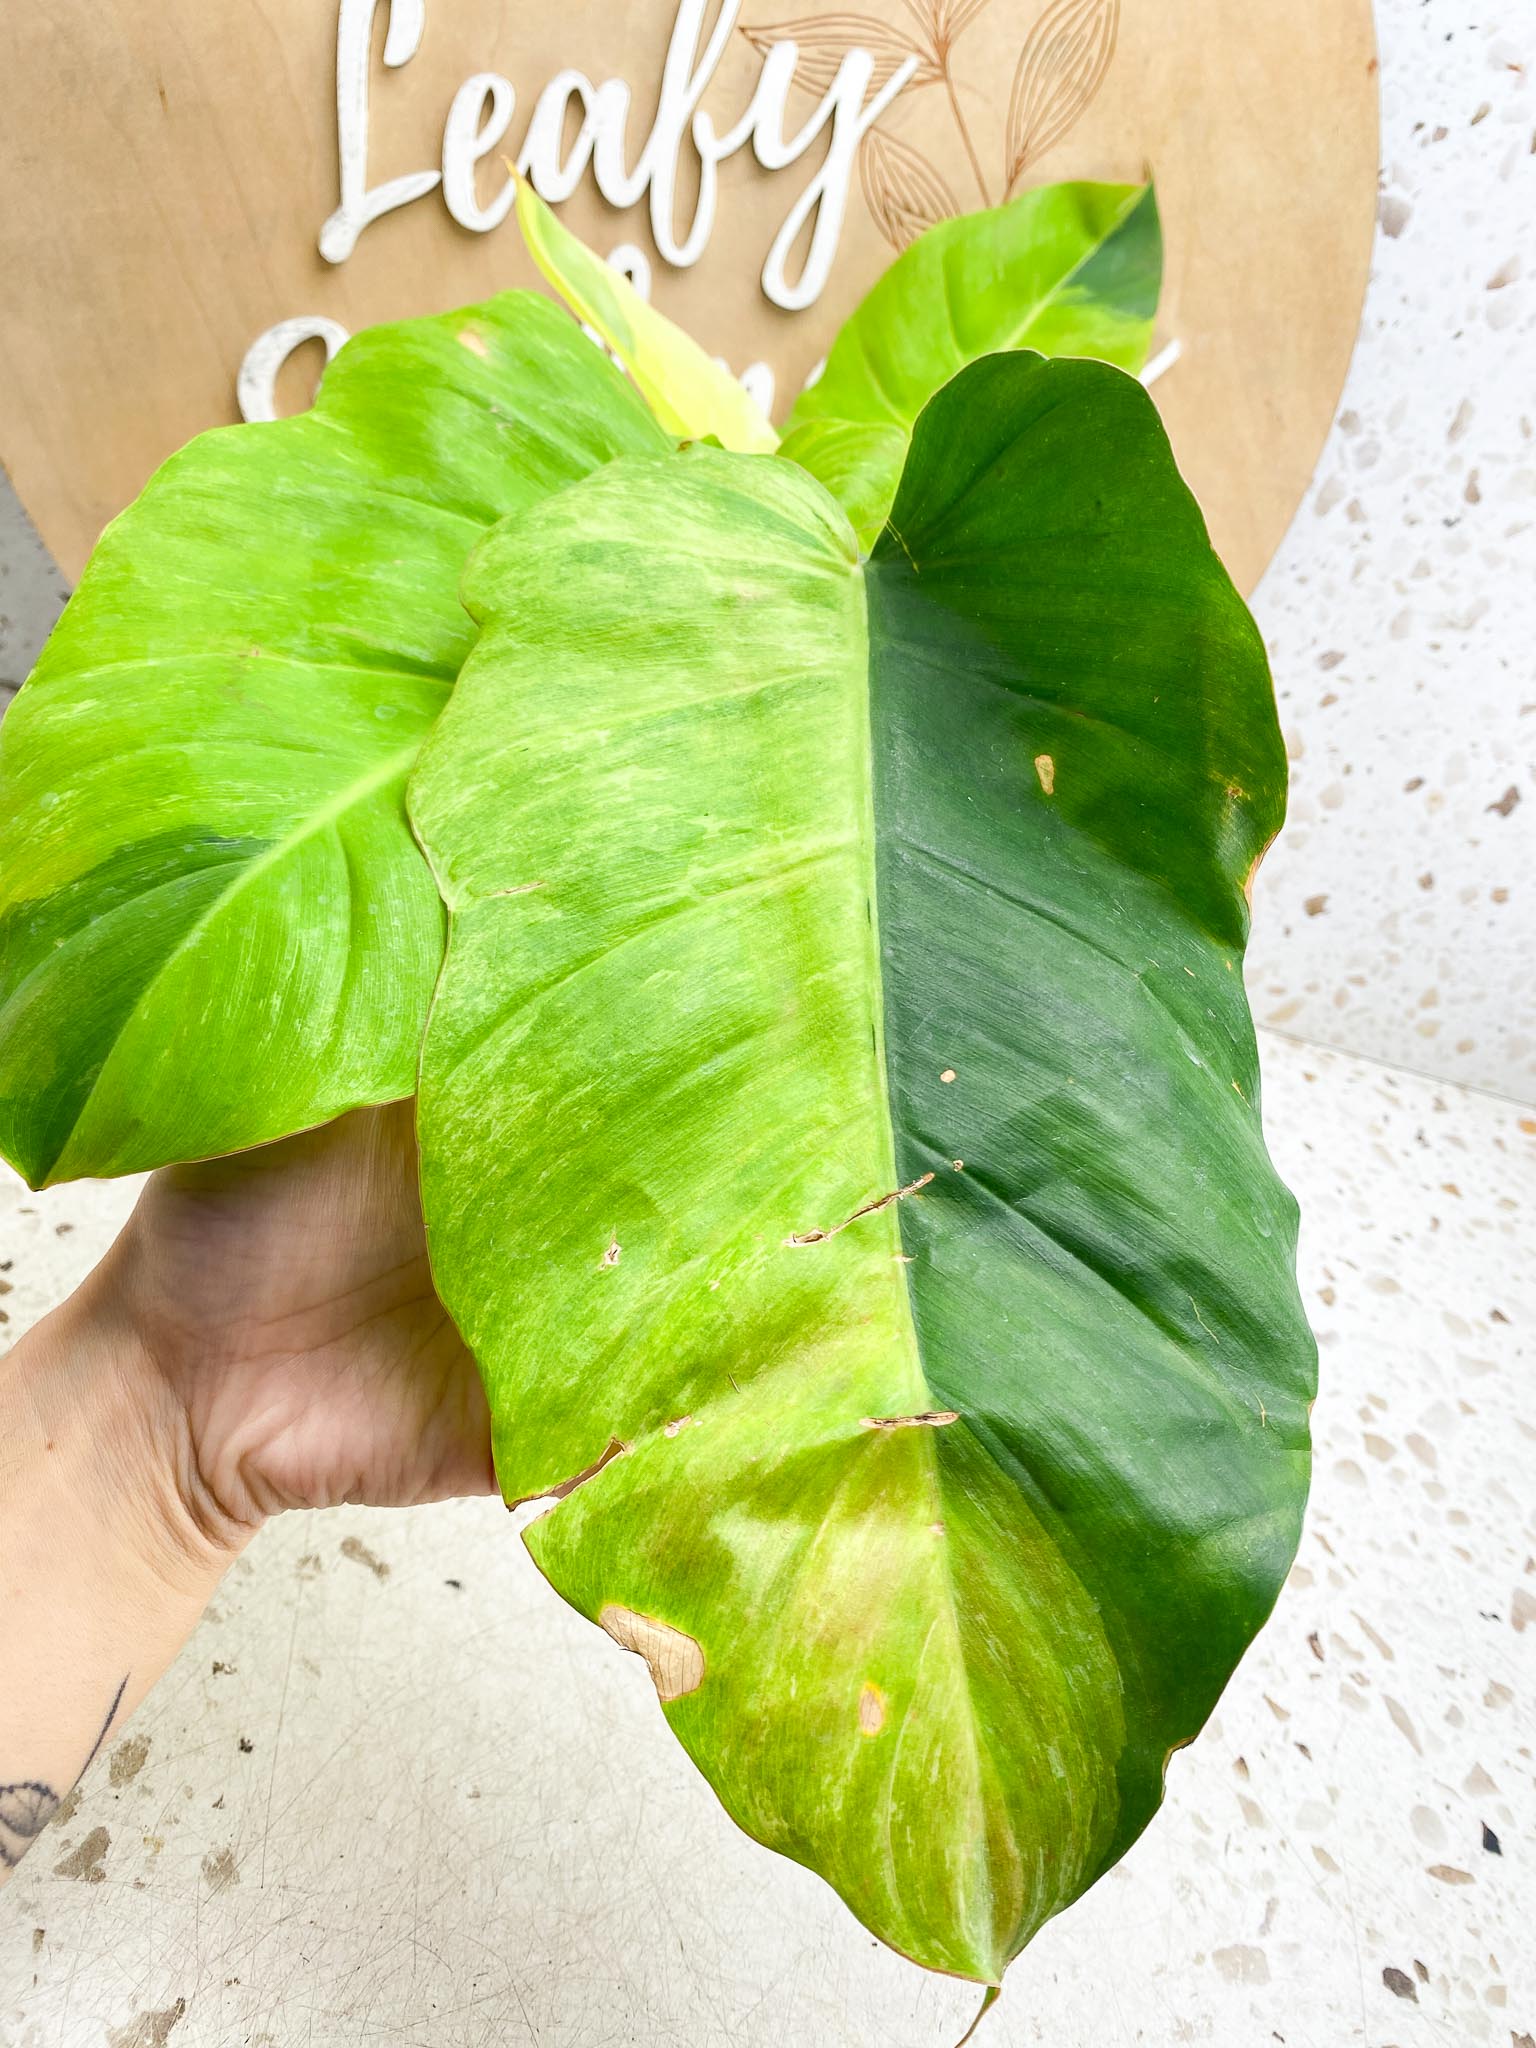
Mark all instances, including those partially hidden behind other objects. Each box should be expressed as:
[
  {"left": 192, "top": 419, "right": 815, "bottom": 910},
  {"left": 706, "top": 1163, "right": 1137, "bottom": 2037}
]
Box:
[{"left": 514, "top": 175, "right": 779, "bottom": 453}]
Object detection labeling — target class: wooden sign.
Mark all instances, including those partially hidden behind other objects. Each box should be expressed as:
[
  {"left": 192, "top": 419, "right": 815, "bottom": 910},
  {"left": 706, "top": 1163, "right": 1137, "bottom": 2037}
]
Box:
[{"left": 0, "top": 0, "right": 1376, "bottom": 591}]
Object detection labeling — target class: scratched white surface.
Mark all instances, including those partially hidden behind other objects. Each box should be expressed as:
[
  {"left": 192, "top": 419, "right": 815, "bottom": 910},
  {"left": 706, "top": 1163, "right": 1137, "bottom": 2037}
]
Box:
[{"left": 2, "top": 1031, "right": 1532, "bottom": 2048}]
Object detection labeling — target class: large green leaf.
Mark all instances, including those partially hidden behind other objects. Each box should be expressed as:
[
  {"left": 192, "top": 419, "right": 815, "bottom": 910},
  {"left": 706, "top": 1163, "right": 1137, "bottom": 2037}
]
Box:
[
  {"left": 411, "top": 352, "right": 1313, "bottom": 1984},
  {"left": 779, "top": 182, "right": 1160, "bottom": 547},
  {"left": 0, "top": 292, "right": 665, "bottom": 1187}
]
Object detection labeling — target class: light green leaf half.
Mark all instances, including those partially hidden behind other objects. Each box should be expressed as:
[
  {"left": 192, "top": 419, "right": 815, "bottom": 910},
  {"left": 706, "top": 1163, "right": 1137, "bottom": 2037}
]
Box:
[
  {"left": 514, "top": 175, "right": 779, "bottom": 454},
  {"left": 411, "top": 353, "right": 1313, "bottom": 1983},
  {"left": 0, "top": 293, "right": 665, "bottom": 1187},
  {"left": 779, "top": 181, "right": 1160, "bottom": 547}
]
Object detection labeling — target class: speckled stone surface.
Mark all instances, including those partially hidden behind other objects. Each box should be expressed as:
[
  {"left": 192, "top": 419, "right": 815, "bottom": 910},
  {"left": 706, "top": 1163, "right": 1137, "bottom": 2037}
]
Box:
[
  {"left": 1246, "top": 1, "right": 1536, "bottom": 1103},
  {"left": 2, "top": 1030, "right": 1531, "bottom": 2047}
]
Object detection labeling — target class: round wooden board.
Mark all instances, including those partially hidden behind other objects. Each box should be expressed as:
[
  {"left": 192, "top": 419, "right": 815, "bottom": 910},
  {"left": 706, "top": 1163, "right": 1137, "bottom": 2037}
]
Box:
[{"left": 0, "top": 0, "right": 1377, "bottom": 592}]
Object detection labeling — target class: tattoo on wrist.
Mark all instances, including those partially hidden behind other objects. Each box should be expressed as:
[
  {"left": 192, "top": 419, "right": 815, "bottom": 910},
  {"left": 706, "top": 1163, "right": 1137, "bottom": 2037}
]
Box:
[{"left": 0, "top": 1673, "right": 129, "bottom": 1869}]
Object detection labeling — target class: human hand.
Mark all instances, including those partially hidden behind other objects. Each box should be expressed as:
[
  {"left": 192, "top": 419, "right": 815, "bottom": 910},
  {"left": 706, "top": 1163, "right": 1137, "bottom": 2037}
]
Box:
[
  {"left": 93, "top": 1099, "right": 496, "bottom": 1544},
  {"left": 0, "top": 1101, "right": 493, "bottom": 1879}
]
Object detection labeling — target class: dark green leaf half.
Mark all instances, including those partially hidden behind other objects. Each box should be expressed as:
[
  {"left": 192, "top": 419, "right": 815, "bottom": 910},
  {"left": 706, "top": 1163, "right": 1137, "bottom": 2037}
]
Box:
[
  {"left": 411, "top": 353, "right": 1314, "bottom": 1983},
  {"left": 779, "top": 181, "right": 1160, "bottom": 548},
  {"left": 0, "top": 294, "right": 665, "bottom": 1186}
]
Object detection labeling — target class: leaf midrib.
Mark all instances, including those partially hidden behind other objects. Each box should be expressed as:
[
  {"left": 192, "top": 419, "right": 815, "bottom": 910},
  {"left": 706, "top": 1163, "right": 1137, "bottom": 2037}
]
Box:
[
  {"left": 986, "top": 185, "right": 1144, "bottom": 355},
  {"left": 806, "top": 184, "right": 1144, "bottom": 439},
  {"left": 854, "top": 553, "right": 1006, "bottom": 1972}
]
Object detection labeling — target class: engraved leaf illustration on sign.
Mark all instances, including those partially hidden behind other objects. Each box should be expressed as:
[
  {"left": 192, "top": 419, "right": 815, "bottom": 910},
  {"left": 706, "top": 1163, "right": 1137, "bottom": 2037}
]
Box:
[
  {"left": 741, "top": 0, "right": 1123, "bottom": 248},
  {"left": 737, "top": 13, "right": 945, "bottom": 93},
  {"left": 1006, "top": 0, "right": 1121, "bottom": 192},
  {"left": 861, "top": 128, "right": 960, "bottom": 250}
]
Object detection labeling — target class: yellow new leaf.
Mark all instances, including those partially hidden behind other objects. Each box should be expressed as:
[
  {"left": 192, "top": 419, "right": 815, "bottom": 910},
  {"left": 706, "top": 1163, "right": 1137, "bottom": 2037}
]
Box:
[{"left": 513, "top": 174, "right": 778, "bottom": 454}]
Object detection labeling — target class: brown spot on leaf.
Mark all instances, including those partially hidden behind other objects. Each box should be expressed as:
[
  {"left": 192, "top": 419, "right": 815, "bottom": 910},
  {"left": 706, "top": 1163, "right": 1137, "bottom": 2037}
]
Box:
[
  {"left": 1487, "top": 785, "right": 1521, "bottom": 817},
  {"left": 860, "top": 1411, "right": 958, "bottom": 1431},
  {"left": 1033, "top": 754, "right": 1055, "bottom": 795},
  {"left": 1305, "top": 894, "right": 1329, "bottom": 917},
  {"left": 1383, "top": 1966, "right": 1418, "bottom": 2002},
  {"left": 939, "top": 1068, "right": 956, "bottom": 1084},
  {"left": 599, "top": 1606, "right": 705, "bottom": 1702},
  {"left": 600, "top": 1237, "right": 622, "bottom": 1269},
  {"left": 858, "top": 1683, "right": 886, "bottom": 1736},
  {"left": 1426, "top": 1863, "right": 1474, "bottom": 1885}
]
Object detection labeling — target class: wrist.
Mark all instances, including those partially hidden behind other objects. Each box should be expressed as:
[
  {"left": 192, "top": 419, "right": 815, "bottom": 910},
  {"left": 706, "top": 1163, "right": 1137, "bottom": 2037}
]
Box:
[
  {"left": 0, "top": 1263, "right": 247, "bottom": 1884},
  {"left": 1, "top": 1271, "right": 255, "bottom": 1599}
]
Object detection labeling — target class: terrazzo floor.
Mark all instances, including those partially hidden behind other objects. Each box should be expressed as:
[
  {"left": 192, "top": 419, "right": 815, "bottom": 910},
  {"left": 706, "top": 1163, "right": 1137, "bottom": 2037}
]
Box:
[{"left": 0, "top": 1029, "right": 1532, "bottom": 2048}]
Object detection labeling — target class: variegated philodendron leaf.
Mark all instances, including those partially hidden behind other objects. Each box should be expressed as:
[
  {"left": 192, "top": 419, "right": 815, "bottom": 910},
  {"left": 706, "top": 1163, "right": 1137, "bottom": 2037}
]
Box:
[
  {"left": 411, "top": 352, "right": 1313, "bottom": 1986},
  {"left": 780, "top": 180, "right": 1159, "bottom": 547},
  {"left": 0, "top": 294, "right": 665, "bottom": 1186}
]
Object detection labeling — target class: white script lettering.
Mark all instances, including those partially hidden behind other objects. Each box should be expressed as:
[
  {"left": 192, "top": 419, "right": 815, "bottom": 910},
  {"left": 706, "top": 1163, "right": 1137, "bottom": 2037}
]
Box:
[{"left": 314, "top": 0, "right": 912, "bottom": 308}]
